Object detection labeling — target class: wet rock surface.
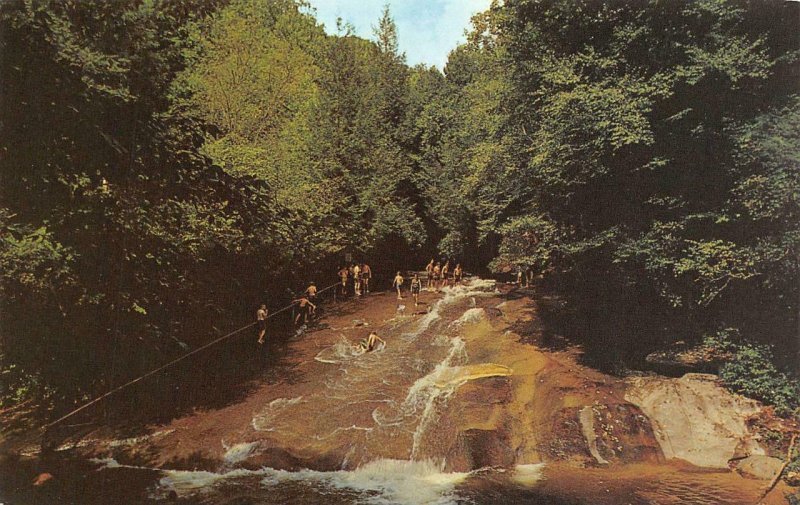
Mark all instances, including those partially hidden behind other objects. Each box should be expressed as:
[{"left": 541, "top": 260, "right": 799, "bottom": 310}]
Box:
[{"left": 4, "top": 280, "right": 797, "bottom": 504}]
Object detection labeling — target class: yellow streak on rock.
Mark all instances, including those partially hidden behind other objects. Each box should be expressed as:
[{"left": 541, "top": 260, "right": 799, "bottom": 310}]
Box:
[{"left": 433, "top": 364, "right": 513, "bottom": 389}]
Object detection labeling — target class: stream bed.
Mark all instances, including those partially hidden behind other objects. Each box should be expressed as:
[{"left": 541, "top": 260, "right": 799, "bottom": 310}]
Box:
[{"left": 1, "top": 279, "right": 788, "bottom": 504}]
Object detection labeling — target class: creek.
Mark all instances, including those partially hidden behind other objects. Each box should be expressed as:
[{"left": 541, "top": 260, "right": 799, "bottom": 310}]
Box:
[{"left": 1, "top": 279, "right": 783, "bottom": 504}]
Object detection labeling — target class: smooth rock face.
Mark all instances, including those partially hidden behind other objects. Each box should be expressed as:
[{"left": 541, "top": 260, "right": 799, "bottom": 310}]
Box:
[
  {"left": 734, "top": 455, "right": 784, "bottom": 480},
  {"left": 624, "top": 373, "right": 765, "bottom": 468}
]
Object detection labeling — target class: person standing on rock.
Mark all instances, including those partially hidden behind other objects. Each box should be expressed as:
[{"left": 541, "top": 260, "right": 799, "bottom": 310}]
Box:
[
  {"left": 453, "top": 264, "right": 463, "bottom": 285},
  {"left": 353, "top": 263, "right": 362, "bottom": 296},
  {"left": 410, "top": 273, "right": 422, "bottom": 306},
  {"left": 362, "top": 263, "right": 372, "bottom": 294},
  {"left": 393, "top": 271, "right": 404, "bottom": 300},
  {"left": 338, "top": 266, "right": 349, "bottom": 297},
  {"left": 432, "top": 262, "right": 441, "bottom": 290},
  {"left": 425, "top": 259, "right": 435, "bottom": 288},
  {"left": 441, "top": 261, "right": 450, "bottom": 289},
  {"left": 293, "top": 295, "right": 316, "bottom": 326},
  {"left": 257, "top": 304, "right": 268, "bottom": 344},
  {"left": 305, "top": 282, "right": 317, "bottom": 315}
]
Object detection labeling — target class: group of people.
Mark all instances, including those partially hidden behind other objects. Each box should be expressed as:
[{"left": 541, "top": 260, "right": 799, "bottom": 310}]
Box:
[
  {"left": 516, "top": 266, "right": 533, "bottom": 288},
  {"left": 424, "top": 259, "right": 463, "bottom": 289},
  {"left": 338, "top": 263, "right": 372, "bottom": 297},
  {"left": 392, "top": 259, "right": 464, "bottom": 306},
  {"left": 256, "top": 281, "right": 319, "bottom": 344},
  {"left": 257, "top": 258, "right": 467, "bottom": 345}
]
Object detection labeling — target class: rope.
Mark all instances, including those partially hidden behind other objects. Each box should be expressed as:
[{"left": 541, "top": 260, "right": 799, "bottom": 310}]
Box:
[{"left": 44, "top": 281, "right": 340, "bottom": 431}]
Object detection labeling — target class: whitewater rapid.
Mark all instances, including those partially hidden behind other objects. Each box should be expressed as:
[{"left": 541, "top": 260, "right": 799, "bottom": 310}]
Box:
[{"left": 92, "top": 278, "right": 537, "bottom": 505}]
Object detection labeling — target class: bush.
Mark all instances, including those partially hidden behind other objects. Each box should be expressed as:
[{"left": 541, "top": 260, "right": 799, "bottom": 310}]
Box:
[{"left": 714, "top": 334, "right": 800, "bottom": 417}]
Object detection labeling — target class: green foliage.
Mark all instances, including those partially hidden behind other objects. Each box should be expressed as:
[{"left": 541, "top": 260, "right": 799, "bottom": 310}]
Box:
[
  {"left": 704, "top": 328, "right": 799, "bottom": 416},
  {"left": 413, "top": 0, "right": 800, "bottom": 411},
  {"left": 719, "top": 342, "right": 800, "bottom": 417},
  {"left": 0, "top": 210, "right": 75, "bottom": 301},
  {"left": 1, "top": 0, "right": 797, "bottom": 421},
  {"left": 0, "top": 0, "right": 432, "bottom": 412}
]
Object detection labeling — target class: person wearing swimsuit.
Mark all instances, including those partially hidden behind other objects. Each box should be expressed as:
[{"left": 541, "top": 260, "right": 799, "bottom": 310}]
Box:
[
  {"left": 305, "top": 283, "right": 317, "bottom": 314},
  {"left": 410, "top": 273, "right": 422, "bottom": 306},
  {"left": 362, "top": 263, "right": 372, "bottom": 293},
  {"left": 364, "top": 332, "right": 385, "bottom": 352},
  {"left": 338, "top": 266, "right": 349, "bottom": 296},
  {"left": 425, "top": 259, "right": 435, "bottom": 288},
  {"left": 293, "top": 296, "right": 316, "bottom": 326},
  {"left": 393, "top": 271, "right": 404, "bottom": 300},
  {"left": 353, "top": 263, "right": 362, "bottom": 296},
  {"left": 257, "top": 304, "right": 268, "bottom": 344}
]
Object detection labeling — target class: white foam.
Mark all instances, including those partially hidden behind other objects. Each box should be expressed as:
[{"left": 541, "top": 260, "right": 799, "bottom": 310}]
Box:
[
  {"left": 410, "top": 279, "right": 497, "bottom": 338},
  {"left": 222, "top": 441, "right": 258, "bottom": 465},
  {"left": 331, "top": 458, "right": 469, "bottom": 505},
  {"left": 160, "top": 468, "right": 260, "bottom": 494},
  {"left": 258, "top": 458, "right": 469, "bottom": 505},
  {"left": 96, "top": 454, "right": 472, "bottom": 505},
  {"left": 315, "top": 335, "right": 365, "bottom": 364},
  {"left": 404, "top": 337, "right": 468, "bottom": 459},
  {"left": 90, "top": 457, "right": 152, "bottom": 472},
  {"left": 451, "top": 308, "right": 485, "bottom": 326},
  {"left": 511, "top": 463, "right": 546, "bottom": 486}
]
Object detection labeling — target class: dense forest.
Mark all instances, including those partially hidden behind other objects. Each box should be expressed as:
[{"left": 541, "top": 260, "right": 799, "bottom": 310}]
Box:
[{"left": 1, "top": 0, "right": 798, "bottom": 419}]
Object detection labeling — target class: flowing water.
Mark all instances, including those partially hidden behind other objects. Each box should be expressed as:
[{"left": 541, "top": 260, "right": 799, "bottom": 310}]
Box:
[{"left": 7, "top": 279, "right": 775, "bottom": 505}]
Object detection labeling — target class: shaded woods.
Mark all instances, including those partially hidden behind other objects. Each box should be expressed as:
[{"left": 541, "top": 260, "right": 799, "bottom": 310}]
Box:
[{"left": 1, "top": 0, "right": 798, "bottom": 421}]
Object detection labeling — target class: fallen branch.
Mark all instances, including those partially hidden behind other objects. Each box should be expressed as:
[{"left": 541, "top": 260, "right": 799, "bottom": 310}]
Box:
[{"left": 758, "top": 433, "right": 797, "bottom": 504}]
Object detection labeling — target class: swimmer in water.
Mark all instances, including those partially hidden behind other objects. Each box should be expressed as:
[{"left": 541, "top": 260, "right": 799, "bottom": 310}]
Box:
[{"left": 362, "top": 332, "right": 385, "bottom": 352}]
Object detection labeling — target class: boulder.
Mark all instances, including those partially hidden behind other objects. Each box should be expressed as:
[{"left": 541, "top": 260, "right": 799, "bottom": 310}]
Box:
[
  {"left": 734, "top": 455, "right": 784, "bottom": 480},
  {"left": 625, "top": 373, "right": 766, "bottom": 468}
]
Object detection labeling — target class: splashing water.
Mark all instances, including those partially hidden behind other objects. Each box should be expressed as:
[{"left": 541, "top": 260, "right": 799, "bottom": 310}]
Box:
[
  {"left": 408, "top": 279, "right": 497, "bottom": 339},
  {"left": 103, "top": 277, "right": 529, "bottom": 504},
  {"left": 315, "top": 335, "right": 366, "bottom": 364},
  {"left": 407, "top": 337, "right": 467, "bottom": 459},
  {"left": 156, "top": 458, "right": 472, "bottom": 505},
  {"left": 222, "top": 441, "right": 259, "bottom": 465},
  {"left": 512, "top": 463, "right": 547, "bottom": 486},
  {"left": 450, "top": 307, "right": 485, "bottom": 326},
  {"left": 287, "top": 458, "right": 471, "bottom": 505}
]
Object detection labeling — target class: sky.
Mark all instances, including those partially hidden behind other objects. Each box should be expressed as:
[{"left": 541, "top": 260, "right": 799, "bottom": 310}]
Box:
[{"left": 307, "top": 0, "right": 493, "bottom": 69}]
